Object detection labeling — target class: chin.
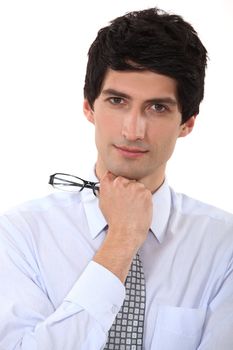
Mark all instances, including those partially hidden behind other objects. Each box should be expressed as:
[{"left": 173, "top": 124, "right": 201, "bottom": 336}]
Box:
[{"left": 107, "top": 165, "right": 143, "bottom": 180}]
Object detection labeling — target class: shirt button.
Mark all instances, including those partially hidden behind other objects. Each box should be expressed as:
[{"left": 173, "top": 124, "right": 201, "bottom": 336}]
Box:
[{"left": 111, "top": 305, "right": 118, "bottom": 314}]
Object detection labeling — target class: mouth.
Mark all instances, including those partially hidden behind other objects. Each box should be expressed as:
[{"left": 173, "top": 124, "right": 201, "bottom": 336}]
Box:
[{"left": 114, "top": 145, "right": 148, "bottom": 158}]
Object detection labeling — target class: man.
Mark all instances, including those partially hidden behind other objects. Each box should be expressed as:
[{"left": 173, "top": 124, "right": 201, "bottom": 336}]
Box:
[{"left": 0, "top": 7, "right": 233, "bottom": 350}]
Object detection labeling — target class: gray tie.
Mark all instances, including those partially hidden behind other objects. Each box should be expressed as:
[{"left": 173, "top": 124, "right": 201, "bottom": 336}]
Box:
[{"left": 104, "top": 253, "right": 146, "bottom": 349}]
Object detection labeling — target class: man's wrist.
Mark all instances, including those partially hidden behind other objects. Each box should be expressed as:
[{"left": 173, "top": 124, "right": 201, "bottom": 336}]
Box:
[{"left": 93, "top": 231, "right": 139, "bottom": 283}]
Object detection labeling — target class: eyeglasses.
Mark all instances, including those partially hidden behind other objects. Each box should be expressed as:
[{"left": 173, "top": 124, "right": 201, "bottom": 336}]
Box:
[{"left": 49, "top": 173, "right": 100, "bottom": 197}]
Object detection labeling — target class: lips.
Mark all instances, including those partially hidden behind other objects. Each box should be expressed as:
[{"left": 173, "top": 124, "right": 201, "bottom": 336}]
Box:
[
  {"left": 116, "top": 146, "right": 147, "bottom": 153},
  {"left": 114, "top": 145, "right": 148, "bottom": 158}
]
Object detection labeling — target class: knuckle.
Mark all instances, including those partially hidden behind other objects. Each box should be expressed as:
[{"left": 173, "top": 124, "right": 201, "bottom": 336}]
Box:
[{"left": 114, "top": 176, "right": 128, "bottom": 186}]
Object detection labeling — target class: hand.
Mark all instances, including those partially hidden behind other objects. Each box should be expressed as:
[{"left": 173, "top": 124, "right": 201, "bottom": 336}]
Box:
[
  {"left": 99, "top": 171, "right": 153, "bottom": 250},
  {"left": 94, "top": 171, "right": 152, "bottom": 282}
]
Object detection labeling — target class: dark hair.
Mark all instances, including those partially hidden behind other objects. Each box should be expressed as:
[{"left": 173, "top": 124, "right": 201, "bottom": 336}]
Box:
[{"left": 84, "top": 8, "right": 208, "bottom": 123}]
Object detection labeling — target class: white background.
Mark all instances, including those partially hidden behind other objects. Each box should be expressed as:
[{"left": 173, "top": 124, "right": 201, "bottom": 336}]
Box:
[{"left": 0, "top": 0, "right": 233, "bottom": 213}]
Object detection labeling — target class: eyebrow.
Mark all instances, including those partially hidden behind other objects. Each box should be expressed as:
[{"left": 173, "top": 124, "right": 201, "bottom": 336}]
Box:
[{"left": 101, "top": 88, "right": 178, "bottom": 106}]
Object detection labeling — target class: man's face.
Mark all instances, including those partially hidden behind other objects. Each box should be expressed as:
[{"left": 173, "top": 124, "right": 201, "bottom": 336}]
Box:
[{"left": 84, "top": 69, "right": 195, "bottom": 191}]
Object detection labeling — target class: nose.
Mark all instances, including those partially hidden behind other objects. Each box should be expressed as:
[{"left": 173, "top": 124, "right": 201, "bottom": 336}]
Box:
[{"left": 121, "top": 109, "right": 146, "bottom": 141}]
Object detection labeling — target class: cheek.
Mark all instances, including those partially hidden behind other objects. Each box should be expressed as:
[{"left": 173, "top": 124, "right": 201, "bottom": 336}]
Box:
[
  {"left": 150, "top": 124, "right": 179, "bottom": 151},
  {"left": 95, "top": 115, "right": 121, "bottom": 139},
  {"left": 163, "top": 130, "right": 180, "bottom": 156},
  {"left": 94, "top": 121, "right": 115, "bottom": 152}
]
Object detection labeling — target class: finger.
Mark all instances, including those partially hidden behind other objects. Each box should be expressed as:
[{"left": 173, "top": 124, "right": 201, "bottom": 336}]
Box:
[
  {"left": 100, "top": 171, "right": 117, "bottom": 188},
  {"left": 103, "top": 171, "right": 116, "bottom": 181},
  {"left": 113, "top": 176, "right": 131, "bottom": 187}
]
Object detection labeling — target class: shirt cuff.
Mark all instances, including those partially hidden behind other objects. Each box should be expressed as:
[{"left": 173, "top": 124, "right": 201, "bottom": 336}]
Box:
[{"left": 65, "top": 261, "right": 125, "bottom": 333}]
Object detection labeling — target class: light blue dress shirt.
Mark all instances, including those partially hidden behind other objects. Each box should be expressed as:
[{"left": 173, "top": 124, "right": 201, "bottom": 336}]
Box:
[{"left": 0, "top": 179, "right": 233, "bottom": 349}]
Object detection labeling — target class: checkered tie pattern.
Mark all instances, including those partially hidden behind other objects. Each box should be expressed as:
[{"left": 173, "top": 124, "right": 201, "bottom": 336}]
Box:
[{"left": 104, "top": 253, "right": 146, "bottom": 349}]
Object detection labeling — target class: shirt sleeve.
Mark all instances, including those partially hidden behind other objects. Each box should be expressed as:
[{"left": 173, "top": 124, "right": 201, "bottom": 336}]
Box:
[
  {"left": 198, "top": 255, "right": 233, "bottom": 350},
  {"left": 0, "top": 218, "right": 125, "bottom": 350}
]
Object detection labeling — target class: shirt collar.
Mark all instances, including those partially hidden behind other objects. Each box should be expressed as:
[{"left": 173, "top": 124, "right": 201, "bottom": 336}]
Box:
[
  {"left": 150, "top": 179, "right": 171, "bottom": 243},
  {"left": 81, "top": 172, "right": 171, "bottom": 244}
]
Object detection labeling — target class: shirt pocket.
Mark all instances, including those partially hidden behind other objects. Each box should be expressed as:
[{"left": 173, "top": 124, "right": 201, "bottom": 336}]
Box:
[{"left": 151, "top": 305, "right": 206, "bottom": 350}]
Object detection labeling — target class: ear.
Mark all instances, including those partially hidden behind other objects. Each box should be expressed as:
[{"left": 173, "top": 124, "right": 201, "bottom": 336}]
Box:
[
  {"left": 83, "top": 99, "right": 95, "bottom": 124},
  {"left": 179, "top": 116, "right": 196, "bottom": 138}
]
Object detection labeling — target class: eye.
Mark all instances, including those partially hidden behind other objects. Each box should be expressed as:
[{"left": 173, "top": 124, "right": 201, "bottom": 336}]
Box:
[
  {"left": 108, "top": 97, "right": 124, "bottom": 105},
  {"left": 151, "top": 103, "right": 167, "bottom": 113}
]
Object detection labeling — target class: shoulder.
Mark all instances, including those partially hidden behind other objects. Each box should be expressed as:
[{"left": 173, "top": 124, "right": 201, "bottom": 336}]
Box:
[
  {"left": 169, "top": 188, "right": 233, "bottom": 251},
  {"left": 170, "top": 188, "right": 233, "bottom": 225},
  {"left": 1, "top": 191, "right": 82, "bottom": 216},
  {"left": 169, "top": 189, "right": 233, "bottom": 264},
  {"left": 0, "top": 192, "right": 82, "bottom": 243}
]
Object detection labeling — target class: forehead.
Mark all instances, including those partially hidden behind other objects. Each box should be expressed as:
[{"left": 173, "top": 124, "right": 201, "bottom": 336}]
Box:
[{"left": 100, "top": 69, "right": 178, "bottom": 101}]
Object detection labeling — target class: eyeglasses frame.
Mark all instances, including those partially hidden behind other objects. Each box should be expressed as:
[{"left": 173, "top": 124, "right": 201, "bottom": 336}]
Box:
[{"left": 49, "top": 172, "right": 100, "bottom": 197}]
